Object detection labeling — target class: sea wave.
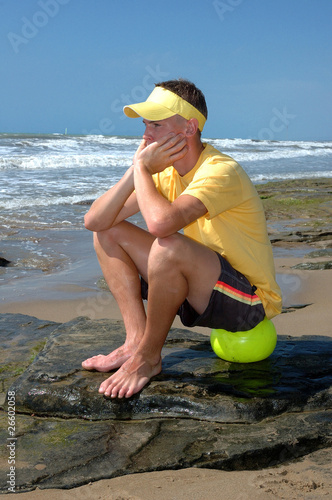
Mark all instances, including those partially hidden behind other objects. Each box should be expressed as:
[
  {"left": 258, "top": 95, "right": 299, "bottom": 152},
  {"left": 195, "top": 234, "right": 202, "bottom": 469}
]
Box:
[
  {"left": 0, "top": 192, "right": 102, "bottom": 210},
  {"left": 1, "top": 140, "right": 331, "bottom": 171},
  {"left": 1, "top": 134, "right": 331, "bottom": 215},
  {"left": 206, "top": 137, "right": 332, "bottom": 149},
  {"left": 207, "top": 138, "right": 332, "bottom": 163},
  {"left": 251, "top": 170, "right": 332, "bottom": 183},
  {"left": 235, "top": 147, "right": 332, "bottom": 163},
  {"left": 0, "top": 153, "right": 132, "bottom": 171}
]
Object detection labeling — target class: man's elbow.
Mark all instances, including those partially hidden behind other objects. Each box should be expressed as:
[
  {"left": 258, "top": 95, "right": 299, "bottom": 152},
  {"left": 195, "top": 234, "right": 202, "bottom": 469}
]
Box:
[
  {"left": 147, "top": 220, "right": 174, "bottom": 239},
  {"left": 84, "top": 214, "right": 94, "bottom": 231},
  {"left": 84, "top": 211, "right": 99, "bottom": 232}
]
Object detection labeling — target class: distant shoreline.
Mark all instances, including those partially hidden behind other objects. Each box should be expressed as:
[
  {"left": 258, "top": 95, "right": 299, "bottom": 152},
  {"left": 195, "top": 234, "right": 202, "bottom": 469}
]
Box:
[{"left": 1, "top": 131, "right": 331, "bottom": 142}]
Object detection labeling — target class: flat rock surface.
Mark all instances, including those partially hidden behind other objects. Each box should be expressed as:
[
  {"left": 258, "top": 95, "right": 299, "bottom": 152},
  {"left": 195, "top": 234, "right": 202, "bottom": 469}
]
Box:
[
  {"left": 0, "top": 314, "right": 331, "bottom": 492},
  {"left": 8, "top": 316, "right": 332, "bottom": 423},
  {"left": 1, "top": 410, "right": 331, "bottom": 493},
  {"left": 0, "top": 314, "right": 59, "bottom": 398}
]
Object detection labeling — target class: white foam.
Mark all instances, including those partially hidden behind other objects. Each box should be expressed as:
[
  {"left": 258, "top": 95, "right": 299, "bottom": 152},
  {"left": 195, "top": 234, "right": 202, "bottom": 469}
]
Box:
[
  {"left": 206, "top": 138, "right": 332, "bottom": 163},
  {"left": 0, "top": 189, "right": 113, "bottom": 210},
  {"left": 251, "top": 170, "right": 332, "bottom": 183},
  {"left": 0, "top": 153, "right": 132, "bottom": 171}
]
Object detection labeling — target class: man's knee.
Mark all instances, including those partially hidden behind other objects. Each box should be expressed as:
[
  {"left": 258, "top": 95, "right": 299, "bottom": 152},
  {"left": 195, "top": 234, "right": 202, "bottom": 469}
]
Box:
[
  {"left": 149, "top": 234, "right": 184, "bottom": 269},
  {"left": 93, "top": 228, "right": 112, "bottom": 252},
  {"left": 93, "top": 222, "right": 129, "bottom": 251}
]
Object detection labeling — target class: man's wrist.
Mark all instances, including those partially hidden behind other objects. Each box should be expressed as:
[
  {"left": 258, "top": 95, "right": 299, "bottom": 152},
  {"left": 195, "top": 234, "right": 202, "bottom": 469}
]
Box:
[{"left": 134, "top": 158, "right": 151, "bottom": 174}]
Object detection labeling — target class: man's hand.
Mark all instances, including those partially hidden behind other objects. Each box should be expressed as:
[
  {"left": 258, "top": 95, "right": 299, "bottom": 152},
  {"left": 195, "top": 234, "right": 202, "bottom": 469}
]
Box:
[
  {"left": 134, "top": 134, "right": 188, "bottom": 174},
  {"left": 132, "top": 139, "right": 147, "bottom": 165}
]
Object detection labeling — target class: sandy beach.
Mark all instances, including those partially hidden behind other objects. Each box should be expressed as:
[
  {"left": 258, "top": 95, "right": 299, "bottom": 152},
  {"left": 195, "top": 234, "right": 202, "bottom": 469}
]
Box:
[{"left": 1, "top": 179, "right": 332, "bottom": 499}]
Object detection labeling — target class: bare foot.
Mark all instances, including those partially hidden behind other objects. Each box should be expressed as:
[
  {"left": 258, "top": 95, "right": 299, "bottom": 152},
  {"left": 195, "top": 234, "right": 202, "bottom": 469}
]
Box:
[
  {"left": 98, "top": 353, "right": 162, "bottom": 398},
  {"left": 81, "top": 344, "right": 135, "bottom": 373}
]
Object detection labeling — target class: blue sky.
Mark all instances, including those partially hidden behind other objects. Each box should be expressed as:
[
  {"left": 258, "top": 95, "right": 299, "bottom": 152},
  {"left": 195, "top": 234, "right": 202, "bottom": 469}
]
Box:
[{"left": 1, "top": 0, "right": 331, "bottom": 140}]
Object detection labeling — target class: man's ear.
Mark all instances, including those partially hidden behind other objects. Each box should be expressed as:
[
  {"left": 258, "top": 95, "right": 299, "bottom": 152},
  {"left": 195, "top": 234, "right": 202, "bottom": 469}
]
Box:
[{"left": 185, "top": 118, "right": 199, "bottom": 137}]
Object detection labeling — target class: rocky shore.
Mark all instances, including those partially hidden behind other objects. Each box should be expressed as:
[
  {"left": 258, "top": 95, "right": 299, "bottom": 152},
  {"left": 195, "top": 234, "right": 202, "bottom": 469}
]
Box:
[
  {"left": 1, "top": 313, "right": 331, "bottom": 494},
  {"left": 0, "top": 177, "right": 331, "bottom": 499},
  {"left": 257, "top": 177, "right": 332, "bottom": 252}
]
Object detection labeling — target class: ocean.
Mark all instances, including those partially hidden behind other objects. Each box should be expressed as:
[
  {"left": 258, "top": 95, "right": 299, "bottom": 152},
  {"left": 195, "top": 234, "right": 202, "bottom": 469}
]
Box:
[{"left": 1, "top": 133, "right": 332, "bottom": 295}]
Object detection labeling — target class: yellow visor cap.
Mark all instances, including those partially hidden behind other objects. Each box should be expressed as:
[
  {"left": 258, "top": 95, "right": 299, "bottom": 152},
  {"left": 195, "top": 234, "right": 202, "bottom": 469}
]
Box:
[{"left": 123, "top": 87, "right": 206, "bottom": 132}]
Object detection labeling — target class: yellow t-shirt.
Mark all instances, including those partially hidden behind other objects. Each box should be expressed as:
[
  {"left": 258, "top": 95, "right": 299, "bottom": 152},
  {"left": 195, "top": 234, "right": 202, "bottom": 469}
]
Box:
[{"left": 152, "top": 143, "right": 282, "bottom": 319}]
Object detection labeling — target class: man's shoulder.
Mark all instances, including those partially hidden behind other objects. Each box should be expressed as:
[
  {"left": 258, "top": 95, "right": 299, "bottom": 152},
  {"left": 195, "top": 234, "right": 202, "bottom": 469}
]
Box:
[{"left": 198, "top": 143, "right": 243, "bottom": 174}]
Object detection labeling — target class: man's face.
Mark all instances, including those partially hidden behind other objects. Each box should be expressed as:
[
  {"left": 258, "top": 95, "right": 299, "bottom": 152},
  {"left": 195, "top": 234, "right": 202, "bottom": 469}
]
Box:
[{"left": 142, "top": 115, "right": 187, "bottom": 145}]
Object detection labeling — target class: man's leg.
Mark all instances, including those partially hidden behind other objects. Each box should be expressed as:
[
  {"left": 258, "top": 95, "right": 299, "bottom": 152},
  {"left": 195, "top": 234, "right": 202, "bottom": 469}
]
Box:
[
  {"left": 82, "top": 221, "right": 155, "bottom": 372},
  {"left": 98, "top": 232, "right": 221, "bottom": 398}
]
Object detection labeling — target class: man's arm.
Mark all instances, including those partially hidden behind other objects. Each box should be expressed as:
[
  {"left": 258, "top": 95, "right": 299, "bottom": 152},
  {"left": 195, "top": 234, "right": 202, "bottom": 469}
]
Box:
[{"left": 84, "top": 165, "right": 139, "bottom": 232}]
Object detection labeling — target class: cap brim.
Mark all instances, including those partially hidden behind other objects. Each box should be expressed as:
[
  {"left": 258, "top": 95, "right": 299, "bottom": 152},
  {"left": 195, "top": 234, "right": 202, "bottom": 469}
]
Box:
[{"left": 123, "top": 102, "right": 176, "bottom": 121}]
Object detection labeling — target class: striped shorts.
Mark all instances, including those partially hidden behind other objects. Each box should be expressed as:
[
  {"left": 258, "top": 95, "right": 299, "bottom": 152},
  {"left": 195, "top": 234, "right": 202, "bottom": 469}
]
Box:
[{"left": 178, "top": 253, "right": 265, "bottom": 332}]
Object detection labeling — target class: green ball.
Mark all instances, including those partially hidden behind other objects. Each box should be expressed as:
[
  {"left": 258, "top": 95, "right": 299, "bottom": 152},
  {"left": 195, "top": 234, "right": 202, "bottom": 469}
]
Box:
[{"left": 210, "top": 317, "right": 277, "bottom": 363}]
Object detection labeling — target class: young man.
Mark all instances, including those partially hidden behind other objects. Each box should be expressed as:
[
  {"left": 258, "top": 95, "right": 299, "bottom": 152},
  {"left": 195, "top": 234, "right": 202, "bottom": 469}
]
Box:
[{"left": 82, "top": 79, "right": 282, "bottom": 399}]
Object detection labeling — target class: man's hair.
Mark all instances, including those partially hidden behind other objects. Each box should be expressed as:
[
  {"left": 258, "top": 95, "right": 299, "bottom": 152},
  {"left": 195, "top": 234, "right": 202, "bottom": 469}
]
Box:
[{"left": 155, "top": 79, "right": 208, "bottom": 120}]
